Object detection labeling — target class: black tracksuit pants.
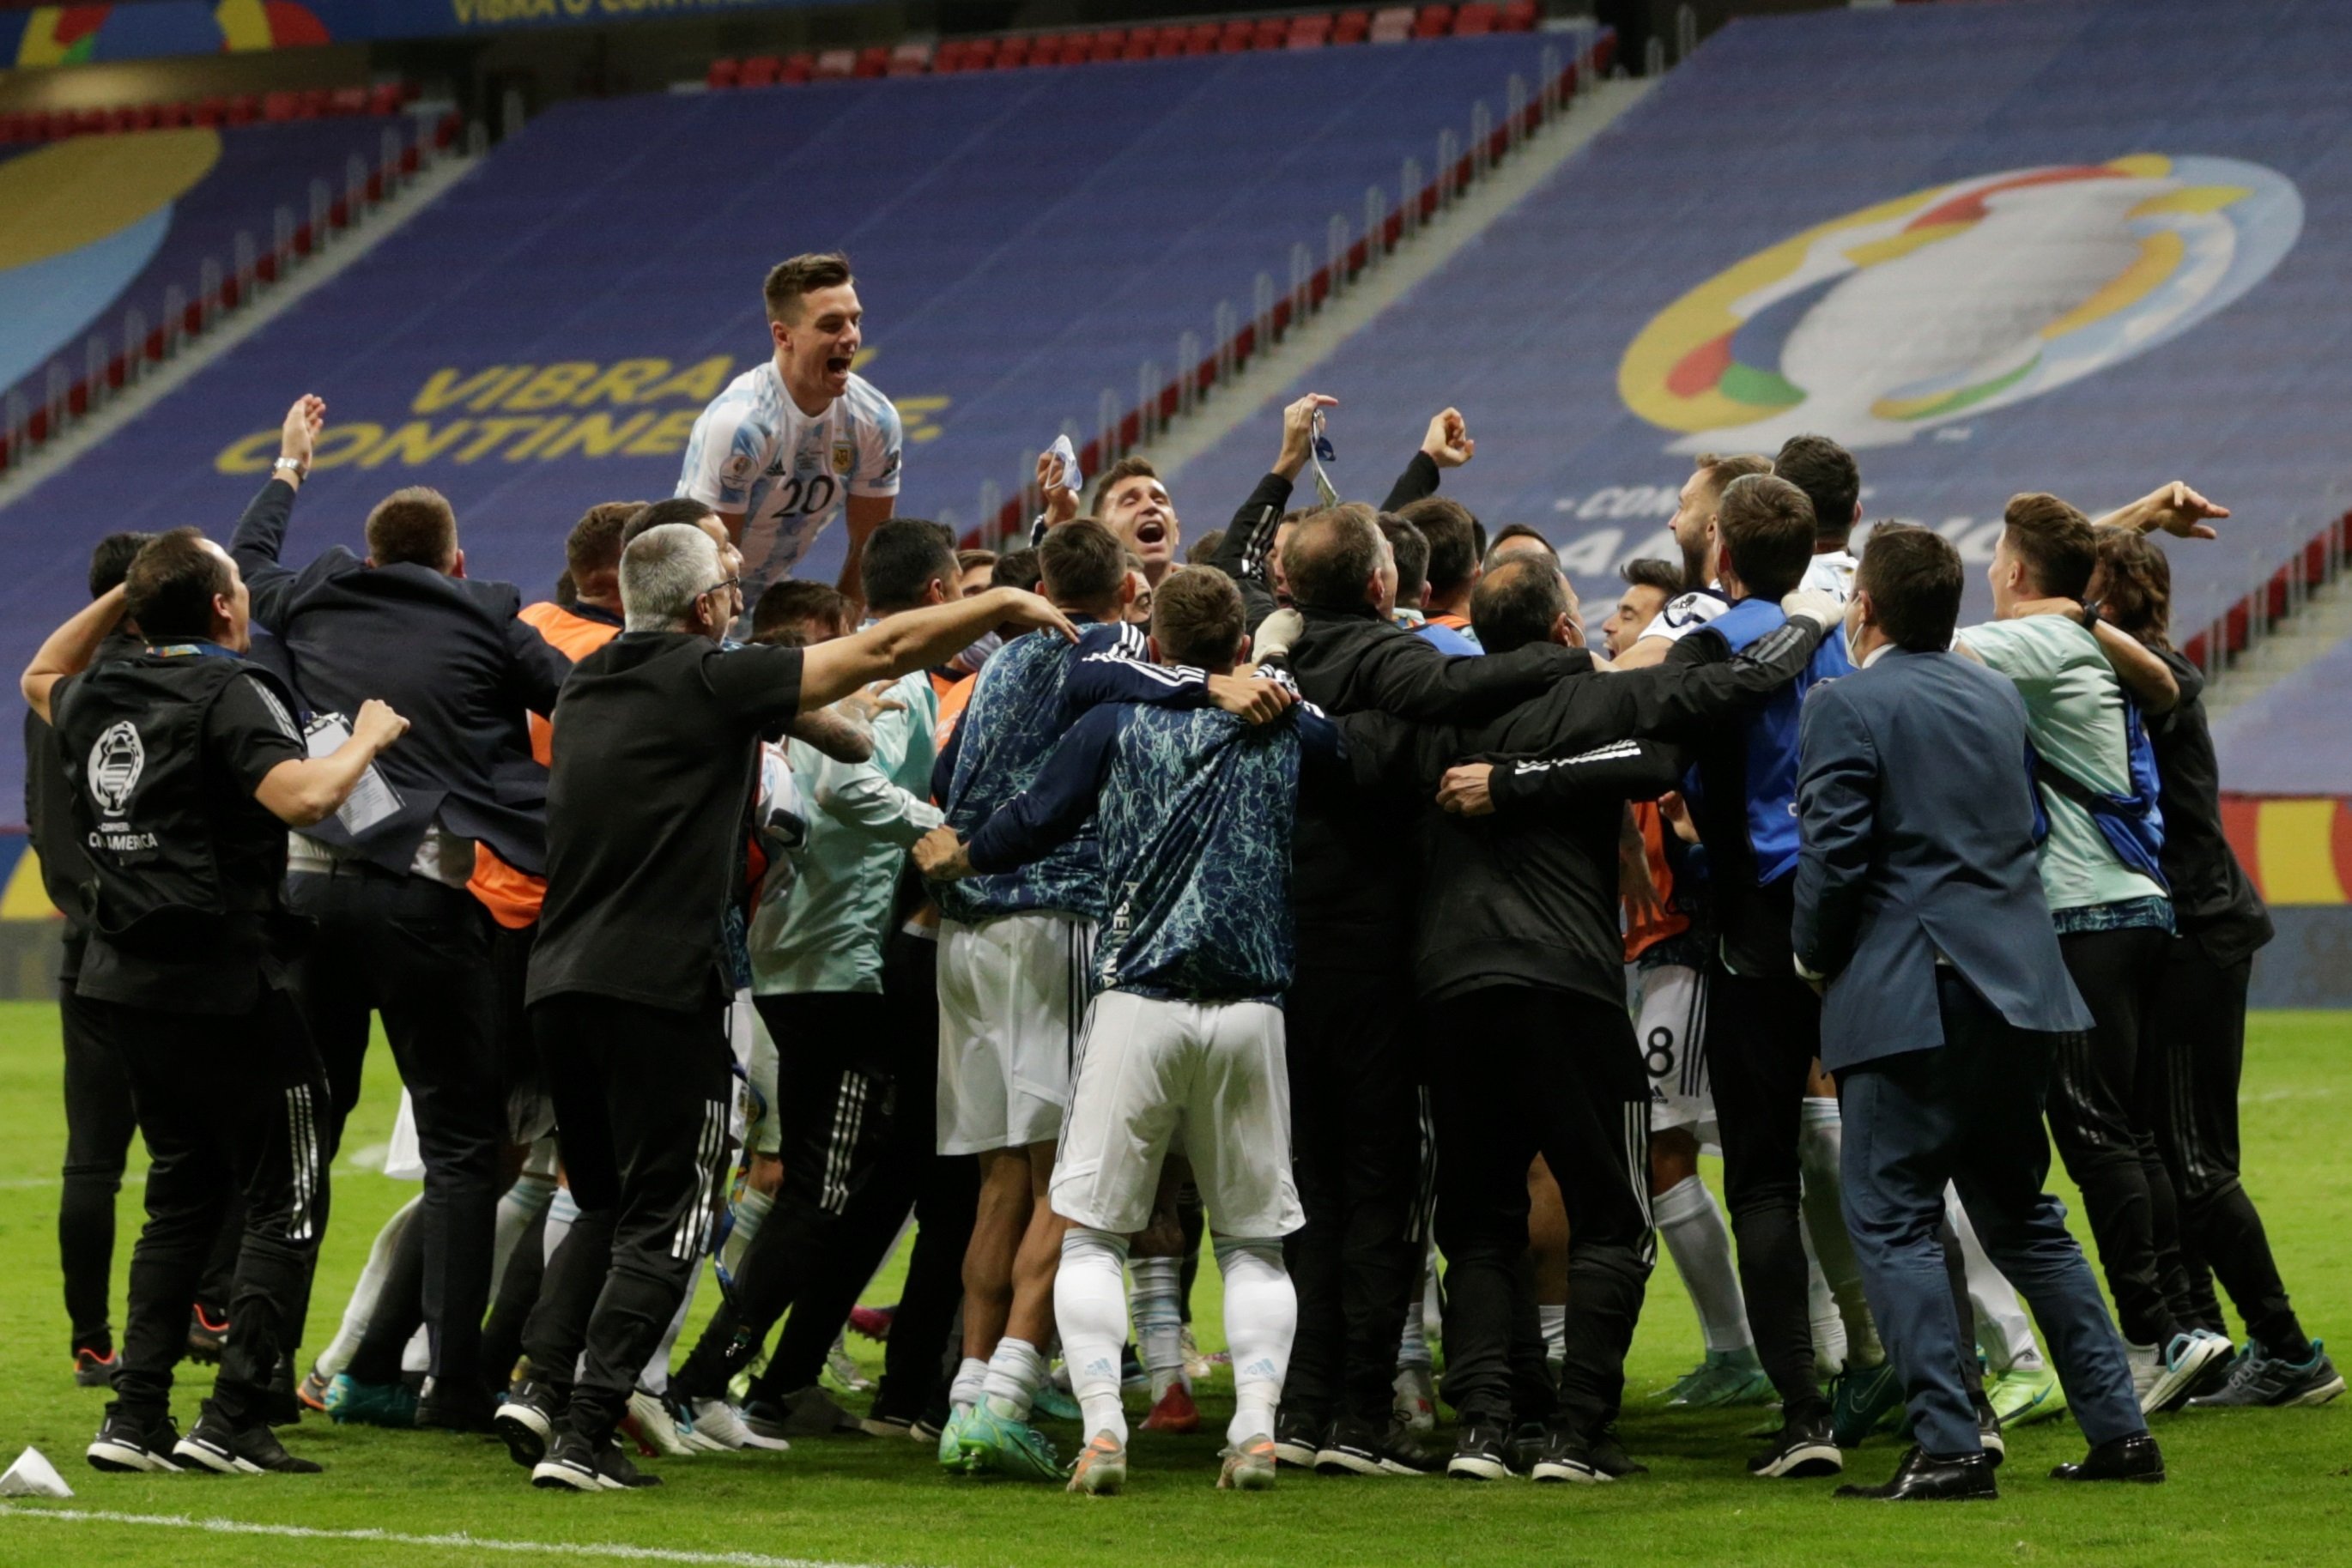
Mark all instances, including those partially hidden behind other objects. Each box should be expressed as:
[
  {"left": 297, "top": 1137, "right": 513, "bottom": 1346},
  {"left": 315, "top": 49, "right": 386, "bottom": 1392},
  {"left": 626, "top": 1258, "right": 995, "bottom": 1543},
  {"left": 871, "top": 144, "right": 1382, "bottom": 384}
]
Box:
[
  {"left": 286, "top": 868, "right": 504, "bottom": 1392},
  {"left": 2048, "top": 923, "right": 2191, "bottom": 1348},
  {"left": 524, "top": 994, "right": 732, "bottom": 1441},
  {"left": 1281, "top": 963, "right": 1424, "bottom": 1427},
  {"left": 1705, "top": 969, "right": 1828, "bottom": 1416},
  {"left": 2147, "top": 938, "right": 2307, "bottom": 1354},
  {"left": 94, "top": 986, "right": 328, "bottom": 1427},
  {"left": 1431, "top": 985, "right": 1653, "bottom": 1437}
]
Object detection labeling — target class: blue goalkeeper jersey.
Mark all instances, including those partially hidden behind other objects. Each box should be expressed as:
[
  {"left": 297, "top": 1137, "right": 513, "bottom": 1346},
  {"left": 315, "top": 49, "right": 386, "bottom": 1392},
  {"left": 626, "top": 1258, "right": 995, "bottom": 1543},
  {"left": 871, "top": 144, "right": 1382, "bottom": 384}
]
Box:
[{"left": 966, "top": 697, "right": 1337, "bottom": 1004}]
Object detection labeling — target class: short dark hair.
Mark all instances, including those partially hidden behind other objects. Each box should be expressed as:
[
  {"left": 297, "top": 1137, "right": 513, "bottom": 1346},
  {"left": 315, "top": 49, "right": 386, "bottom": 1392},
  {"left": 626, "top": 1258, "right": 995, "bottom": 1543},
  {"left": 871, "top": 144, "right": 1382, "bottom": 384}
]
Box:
[
  {"left": 621, "top": 497, "right": 718, "bottom": 547},
  {"left": 763, "top": 252, "right": 853, "bottom": 325},
  {"left": 567, "top": 501, "right": 640, "bottom": 579},
  {"left": 1488, "top": 523, "right": 1554, "bottom": 557},
  {"left": 90, "top": 531, "right": 154, "bottom": 599},
  {"left": 1397, "top": 497, "right": 1478, "bottom": 593},
  {"left": 1091, "top": 455, "right": 1161, "bottom": 517},
  {"left": 1151, "top": 566, "right": 1246, "bottom": 669},
  {"left": 861, "top": 517, "right": 959, "bottom": 610},
  {"left": 1694, "top": 451, "right": 1775, "bottom": 493},
  {"left": 992, "top": 547, "right": 1043, "bottom": 594},
  {"left": 752, "top": 579, "right": 852, "bottom": 642},
  {"left": 1773, "top": 434, "right": 1860, "bottom": 546},
  {"left": 1470, "top": 556, "right": 1568, "bottom": 654},
  {"left": 955, "top": 548, "right": 997, "bottom": 575},
  {"left": 124, "top": 527, "right": 231, "bottom": 640},
  {"left": 554, "top": 570, "right": 577, "bottom": 607},
  {"left": 1619, "top": 557, "right": 1682, "bottom": 596},
  {"left": 1377, "top": 516, "right": 1430, "bottom": 607},
  {"left": 1038, "top": 520, "right": 1127, "bottom": 609},
  {"left": 2002, "top": 493, "right": 2096, "bottom": 601},
  {"left": 365, "top": 487, "right": 458, "bottom": 569},
  {"left": 1716, "top": 473, "right": 1816, "bottom": 600},
  {"left": 1283, "top": 505, "right": 1384, "bottom": 611},
  {"left": 1186, "top": 529, "right": 1227, "bottom": 565},
  {"left": 1855, "top": 524, "right": 1961, "bottom": 652},
  {"left": 2094, "top": 530, "right": 2173, "bottom": 651}
]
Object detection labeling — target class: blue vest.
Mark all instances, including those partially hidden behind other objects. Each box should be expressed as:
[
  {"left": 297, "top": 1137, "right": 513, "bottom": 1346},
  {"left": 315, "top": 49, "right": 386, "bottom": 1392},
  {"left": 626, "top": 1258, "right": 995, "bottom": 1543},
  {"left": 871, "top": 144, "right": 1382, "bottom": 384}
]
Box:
[{"left": 1695, "top": 597, "right": 1854, "bottom": 886}]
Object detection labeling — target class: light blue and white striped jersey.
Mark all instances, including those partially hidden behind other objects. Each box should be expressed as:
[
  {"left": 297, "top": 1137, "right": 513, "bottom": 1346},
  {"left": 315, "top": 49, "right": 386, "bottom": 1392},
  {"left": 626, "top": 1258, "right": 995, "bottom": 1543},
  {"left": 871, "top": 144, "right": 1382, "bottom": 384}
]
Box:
[{"left": 676, "top": 361, "right": 903, "bottom": 602}]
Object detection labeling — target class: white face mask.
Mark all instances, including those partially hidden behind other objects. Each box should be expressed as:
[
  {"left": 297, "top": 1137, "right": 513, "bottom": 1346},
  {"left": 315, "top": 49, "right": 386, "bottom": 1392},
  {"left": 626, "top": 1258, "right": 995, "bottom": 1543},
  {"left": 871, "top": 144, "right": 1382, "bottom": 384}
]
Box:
[
  {"left": 955, "top": 630, "right": 1004, "bottom": 674},
  {"left": 1841, "top": 595, "right": 1865, "bottom": 652}
]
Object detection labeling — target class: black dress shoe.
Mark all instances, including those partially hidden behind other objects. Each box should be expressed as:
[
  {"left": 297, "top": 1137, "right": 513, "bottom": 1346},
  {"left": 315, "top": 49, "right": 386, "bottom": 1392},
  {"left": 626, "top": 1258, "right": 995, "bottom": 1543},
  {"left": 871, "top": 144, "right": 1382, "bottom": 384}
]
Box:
[
  {"left": 1834, "top": 1445, "right": 1997, "bottom": 1500},
  {"left": 2050, "top": 1432, "right": 2166, "bottom": 1483}
]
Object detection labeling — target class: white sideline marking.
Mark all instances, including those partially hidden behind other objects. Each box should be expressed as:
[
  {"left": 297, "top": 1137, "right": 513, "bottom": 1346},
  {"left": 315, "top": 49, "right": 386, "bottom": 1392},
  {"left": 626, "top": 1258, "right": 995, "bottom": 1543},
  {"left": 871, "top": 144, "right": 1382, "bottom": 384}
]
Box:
[{"left": 0, "top": 1504, "right": 898, "bottom": 1568}]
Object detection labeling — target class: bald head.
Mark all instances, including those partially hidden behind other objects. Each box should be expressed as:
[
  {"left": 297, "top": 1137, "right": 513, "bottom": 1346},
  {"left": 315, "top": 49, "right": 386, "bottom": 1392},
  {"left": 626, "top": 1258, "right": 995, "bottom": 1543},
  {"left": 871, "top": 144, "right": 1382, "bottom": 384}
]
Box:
[
  {"left": 1470, "top": 555, "right": 1577, "bottom": 654},
  {"left": 1281, "top": 504, "right": 1389, "bottom": 613}
]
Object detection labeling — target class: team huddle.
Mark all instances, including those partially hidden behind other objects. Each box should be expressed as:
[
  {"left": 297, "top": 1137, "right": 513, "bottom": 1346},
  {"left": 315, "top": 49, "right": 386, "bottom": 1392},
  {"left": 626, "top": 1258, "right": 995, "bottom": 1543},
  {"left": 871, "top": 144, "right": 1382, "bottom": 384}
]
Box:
[{"left": 26, "top": 254, "right": 2336, "bottom": 1504}]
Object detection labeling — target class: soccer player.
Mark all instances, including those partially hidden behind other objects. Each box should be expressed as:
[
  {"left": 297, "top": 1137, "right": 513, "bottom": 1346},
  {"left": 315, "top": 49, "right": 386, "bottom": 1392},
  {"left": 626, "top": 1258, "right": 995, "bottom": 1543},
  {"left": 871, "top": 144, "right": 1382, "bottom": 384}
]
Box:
[
  {"left": 676, "top": 254, "right": 902, "bottom": 609},
  {"left": 1609, "top": 453, "right": 1776, "bottom": 669},
  {"left": 917, "top": 568, "right": 1327, "bottom": 1495},
  {"left": 1774, "top": 434, "right": 1863, "bottom": 599}
]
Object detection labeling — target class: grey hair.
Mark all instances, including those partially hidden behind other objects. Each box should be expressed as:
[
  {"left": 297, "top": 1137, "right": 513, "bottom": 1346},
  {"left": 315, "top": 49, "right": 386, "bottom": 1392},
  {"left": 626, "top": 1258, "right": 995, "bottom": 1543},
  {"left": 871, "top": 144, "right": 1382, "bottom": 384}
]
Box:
[{"left": 621, "top": 523, "right": 723, "bottom": 632}]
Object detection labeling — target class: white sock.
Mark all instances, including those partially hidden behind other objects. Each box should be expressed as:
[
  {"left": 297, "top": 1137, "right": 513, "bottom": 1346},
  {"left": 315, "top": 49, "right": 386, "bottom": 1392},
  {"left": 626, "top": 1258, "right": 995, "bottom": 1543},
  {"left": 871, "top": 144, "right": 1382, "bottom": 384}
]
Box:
[
  {"left": 1537, "top": 1303, "right": 1567, "bottom": 1366},
  {"left": 1128, "top": 1255, "right": 1188, "bottom": 1401},
  {"left": 982, "top": 1336, "right": 1047, "bottom": 1420},
  {"left": 1058, "top": 1229, "right": 1132, "bottom": 1443},
  {"left": 490, "top": 1171, "right": 558, "bottom": 1301},
  {"left": 949, "top": 1356, "right": 989, "bottom": 1413},
  {"left": 1421, "top": 1244, "right": 1444, "bottom": 1340},
  {"left": 721, "top": 1185, "right": 773, "bottom": 1279},
  {"left": 1398, "top": 1255, "right": 1434, "bottom": 1371},
  {"left": 1215, "top": 1236, "right": 1295, "bottom": 1447},
  {"left": 1653, "top": 1173, "right": 1751, "bottom": 1355},
  {"left": 543, "top": 1184, "right": 579, "bottom": 1266},
  {"left": 1798, "top": 1098, "right": 1882, "bottom": 1366},
  {"left": 1947, "top": 1187, "right": 2044, "bottom": 1373},
  {"left": 317, "top": 1196, "right": 421, "bottom": 1379},
  {"left": 1801, "top": 1224, "right": 1849, "bottom": 1371}
]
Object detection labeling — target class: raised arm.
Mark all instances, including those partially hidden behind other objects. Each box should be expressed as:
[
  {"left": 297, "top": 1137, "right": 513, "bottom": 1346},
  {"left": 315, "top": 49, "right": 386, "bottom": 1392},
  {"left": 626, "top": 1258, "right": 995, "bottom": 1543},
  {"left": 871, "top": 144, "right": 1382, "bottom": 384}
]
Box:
[
  {"left": 2091, "top": 481, "right": 2227, "bottom": 541},
  {"left": 801, "top": 588, "right": 1074, "bottom": 711},
  {"left": 228, "top": 396, "right": 326, "bottom": 630},
  {"left": 21, "top": 585, "right": 130, "bottom": 724},
  {"left": 1379, "top": 407, "right": 1475, "bottom": 512},
  {"left": 1791, "top": 684, "right": 1880, "bottom": 982}
]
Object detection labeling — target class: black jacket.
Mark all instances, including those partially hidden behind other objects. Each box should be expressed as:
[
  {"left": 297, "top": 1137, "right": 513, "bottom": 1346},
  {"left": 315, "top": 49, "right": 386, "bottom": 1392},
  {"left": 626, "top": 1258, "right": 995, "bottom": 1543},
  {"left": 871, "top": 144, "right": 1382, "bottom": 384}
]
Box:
[
  {"left": 1209, "top": 453, "right": 1442, "bottom": 629},
  {"left": 231, "top": 478, "right": 573, "bottom": 874},
  {"left": 2148, "top": 648, "right": 2273, "bottom": 965}
]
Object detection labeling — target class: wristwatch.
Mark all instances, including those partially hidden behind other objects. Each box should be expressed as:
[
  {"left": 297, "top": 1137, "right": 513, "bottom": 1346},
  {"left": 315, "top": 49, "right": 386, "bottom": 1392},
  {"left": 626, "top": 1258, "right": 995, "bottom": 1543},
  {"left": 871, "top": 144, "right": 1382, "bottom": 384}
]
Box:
[
  {"left": 2077, "top": 598, "right": 2102, "bottom": 632},
  {"left": 272, "top": 457, "right": 308, "bottom": 480}
]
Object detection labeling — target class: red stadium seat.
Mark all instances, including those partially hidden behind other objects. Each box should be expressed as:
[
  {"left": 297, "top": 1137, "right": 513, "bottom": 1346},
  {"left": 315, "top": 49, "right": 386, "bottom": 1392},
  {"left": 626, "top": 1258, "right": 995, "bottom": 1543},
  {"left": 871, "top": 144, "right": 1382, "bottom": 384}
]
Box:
[
  {"left": 194, "top": 96, "right": 227, "bottom": 127},
  {"left": 1369, "top": 5, "right": 1414, "bottom": 43},
  {"left": 854, "top": 45, "right": 890, "bottom": 77},
  {"left": 707, "top": 57, "right": 741, "bottom": 89},
  {"left": 298, "top": 88, "right": 332, "bottom": 118},
  {"left": 1289, "top": 13, "right": 1334, "bottom": 48},
  {"left": 367, "top": 81, "right": 407, "bottom": 113},
  {"left": 1499, "top": 0, "right": 1537, "bottom": 30},
  {"left": 781, "top": 52, "right": 815, "bottom": 83},
  {"left": 1089, "top": 29, "right": 1128, "bottom": 64},
  {"left": 1252, "top": 17, "right": 1288, "bottom": 48},
  {"left": 888, "top": 40, "right": 932, "bottom": 76},
  {"left": 962, "top": 38, "right": 1003, "bottom": 69},
  {"left": 1219, "top": 18, "right": 1256, "bottom": 51},
  {"left": 329, "top": 86, "right": 368, "bottom": 116},
  {"left": 1453, "top": 1, "right": 1496, "bottom": 35},
  {"left": 0, "top": 112, "right": 26, "bottom": 144},
  {"left": 262, "top": 90, "right": 299, "bottom": 122},
  {"left": 1185, "top": 21, "right": 1221, "bottom": 53},
  {"left": 815, "top": 48, "right": 858, "bottom": 80},
  {"left": 1413, "top": 4, "right": 1455, "bottom": 38},
  {"left": 931, "top": 39, "right": 968, "bottom": 72},
  {"left": 75, "top": 107, "right": 108, "bottom": 135},
  {"left": 1123, "top": 34, "right": 1155, "bottom": 60},
  {"left": 995, "top": 36, "right": 1031, "bottom": 68},
  {"left": 738, "top": 54, "right": 781, "bottom": 87},
  {"left": 160, "top": 101, "right": 192, "bottom": 128},
  {"left": 1334, "top": 9, "right": 1372, "bottom": 43},
  {"left": 227, "top": 94, "right": 260, "bottom": 124}
]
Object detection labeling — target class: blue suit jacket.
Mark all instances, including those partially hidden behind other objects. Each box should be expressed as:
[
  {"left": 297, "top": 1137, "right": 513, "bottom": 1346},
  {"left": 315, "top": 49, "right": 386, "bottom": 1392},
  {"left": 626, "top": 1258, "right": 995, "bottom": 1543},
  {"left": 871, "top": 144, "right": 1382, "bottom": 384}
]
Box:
[
  {"left": 1793, "top": 647, "right": 2090, "bottom": 1071},
  {"left": 231, "top": 478, "right": 572, "bottom": 875}
]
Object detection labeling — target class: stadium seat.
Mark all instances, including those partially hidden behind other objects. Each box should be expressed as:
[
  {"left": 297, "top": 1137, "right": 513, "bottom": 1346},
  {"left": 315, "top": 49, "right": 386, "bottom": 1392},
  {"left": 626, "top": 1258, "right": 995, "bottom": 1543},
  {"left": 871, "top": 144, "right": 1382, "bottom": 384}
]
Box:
[
  {"left": 1369, "top": 5, "right": 1414, "bottom": 43},
  {"left": 782, "top": 52, "right": 815, "bottom": 83},
  {"left": 994, "top": 36, "right": 1031, "bottom": 68},
  {"left": 1499, "top": 0, "right": 1537, "bottom": 30},
  {"left": 1414, "top": 4, "right": 1456, "bottom": 38},
  {"left": 1454, "top": 2, "right": 1497, "bottom": 36},
  {"left": 1334, "top": 9, "right": 1372, "bottom": 44},
  {"left": 75, "top": 108, "right": 108, "bottom": 135},
  {"left": 854, "top": 45, "right": 891, "bottom": 78},
  {"left": 104, "top": 107, "right": 136, "bottom": 133},
  {"left": 815, "top": 49, "right": 858, "bottom": 81},
  {"left": 227, "top": 94, "right": 260, "bottom": 124},
  {"left": 261, "top": 90, "right": 298, "bottom": 122},
  {"left": 706, "top": 57, "right": 741, "bottom": 89},
  {"left": 1184, "top": 21, "right": 1221, "bottom": 54},
  {"left": 888, "top": 41, "right": 932, "bottom": 76},
  {"left": 1219, "top": 19, "right": 1257, "bottom": 51},
  {"left": 329, "top": 86, "right": 368, "bottom": 116},
  {"left": 932, "top": 39, "right": 970, "bottom": 72},
  {"left": 368, "top": 82, "right": 409, "bottom": 113},
  {"left": 738, "top": 55, "right": 781, "bottom": 88},
  {"left": 1252, "top": 17, "right": 1288, "bottom": 48},
  {"left": 1123, "top": 33, "right": 1155, "bottom": 61},
  {"left": 1091, "top": 29, "right": 1129, "bottom": 64},
  {"left": 1289, "top": 14, "right": 1334, "bottom": 48},
  {"left": 298, "top": 88, "right": 332, "bottom": 118}
]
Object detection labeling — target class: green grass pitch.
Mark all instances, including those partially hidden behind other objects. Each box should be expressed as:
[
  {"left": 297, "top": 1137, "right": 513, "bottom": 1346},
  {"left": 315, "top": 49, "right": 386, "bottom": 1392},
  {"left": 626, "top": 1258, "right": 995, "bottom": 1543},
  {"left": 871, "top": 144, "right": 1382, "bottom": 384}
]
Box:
[{"left": 0, "top": 1002, "right": 2343, "bottom": 1566}]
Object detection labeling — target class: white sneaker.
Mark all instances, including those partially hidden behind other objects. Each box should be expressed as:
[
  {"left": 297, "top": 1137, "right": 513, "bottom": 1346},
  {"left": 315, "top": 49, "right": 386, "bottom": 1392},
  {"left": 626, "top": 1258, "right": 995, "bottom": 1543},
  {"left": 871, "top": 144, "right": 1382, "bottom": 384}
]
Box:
[
  {"left": 2139, "top": 1329, "right": 2234, "bottom": 1414},
  {"left": 1392, "top": 1365, "right": 1436, "bottom": 1435},
  {"left": 624, "top": 1389, "right": 695, "bottom": 1457},
  {"left": 689, "top": 1395, "right": 791, "bottom": 1452}
]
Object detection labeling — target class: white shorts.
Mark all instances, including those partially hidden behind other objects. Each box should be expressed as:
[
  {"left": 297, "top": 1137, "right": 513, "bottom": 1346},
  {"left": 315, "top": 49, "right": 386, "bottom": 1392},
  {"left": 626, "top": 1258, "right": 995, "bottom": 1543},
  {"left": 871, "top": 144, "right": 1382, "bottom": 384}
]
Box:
[
  {"left": 1051, "top": 989, "right": 1304, "bottom": 1240},
  {"left": 936, "top": 913, "right": 1097, "bottom": 1156},
  {"left": 1633, "top": 962, "right": 1716, "bottom": 1144}
]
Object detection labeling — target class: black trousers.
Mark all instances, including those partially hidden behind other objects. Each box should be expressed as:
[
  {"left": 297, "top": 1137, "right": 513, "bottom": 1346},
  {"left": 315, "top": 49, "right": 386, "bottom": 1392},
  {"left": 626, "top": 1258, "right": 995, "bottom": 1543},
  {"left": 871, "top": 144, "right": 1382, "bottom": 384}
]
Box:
[
  {"left": 1281, "top": 963, "right": 1424, "bottom": 1426},
  {"left": 286, "top": 868, "right": 504, "bottom": 1390},
  {"left": 59, "top": 982, "right": 137, "bottom": 1357},
  {"left": 93, "top": 986, "right": 328, "bottom": 1426},
  {"left": 2147, "top": 938, "right": 2305, "bottom": 1353},
  {"left": 1430, "top": 985, "right": 1652, "bottom": 1436},
  {"left": 1840, "top": 972, "right": 2148, "bottom": 1456},
  {"left": 1704, "top": 969, "right": 1827, "bottom": 1414},
  {"left": 673, "top": 989, "right": 900, "bottom": 1402},
  {"left": 753, "top": 935, "right": 978, "bottom": 1419},
  {"left": 2048, "top": 924, "right": 2187, "bottom": 1347},
  {"left": 526, "top": 993, "right": 732, "bottom": 1441}
]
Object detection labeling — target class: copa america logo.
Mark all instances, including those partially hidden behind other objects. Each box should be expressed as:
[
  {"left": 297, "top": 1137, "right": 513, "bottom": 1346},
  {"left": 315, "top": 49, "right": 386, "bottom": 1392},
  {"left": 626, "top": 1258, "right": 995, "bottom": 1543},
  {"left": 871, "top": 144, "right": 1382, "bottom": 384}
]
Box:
[
  {"left": 1619, "top": 154, "right": 2305, "bottom": 451},
  {"left": 88, "top": 720, "right": 145, "bottom": 818}
]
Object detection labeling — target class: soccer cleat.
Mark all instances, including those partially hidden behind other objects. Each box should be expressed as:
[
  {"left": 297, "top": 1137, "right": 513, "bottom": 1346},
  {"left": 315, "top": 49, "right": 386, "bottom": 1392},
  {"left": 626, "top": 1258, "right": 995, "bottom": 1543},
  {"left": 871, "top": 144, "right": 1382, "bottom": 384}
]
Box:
[
  {"left": 1181, "top": 1327, "right": 1215, "bottom": 1382},
  {"left": 2188, "top": 1339, "right": 2345, "bottom": 1408},
  {"left": 959, "top": 1404, "right": 1063, "bottom": 1480},
  {"left": 1986, "top": 1365, "right": 2067, "bottom": 1427},
  {"left": 847, "top": 1304, "right": 896, "bottom": 1342},
  {"left": 1273, "top": 1410, "right": 1325, "bottom": 1468},
  {"left": 494, "top": 1378, "right": 561, "bottom": 1468},
  {"left": 186, "top": 1305, "right": 229, "bottom": 1365},
  {"left": 1217, "top": 1433, "right": 1278, "bottom": 1492},
  {"left": 1314, "top": 1413, "right": 1444, "bottom": 1476},
  {"left": 1067, "top": 1430, "right": 1128, "bottom": 1495},
  {"left": 621, "top": 1388, "right": 697, "bottom": 1457},
  {"left": 1747, "top": 1408, "right": 1843, "bottom": 1479},
  {"left": 1446, "top": 1420, "right": 1514, "bottom": 1481},
  {"left": 1829, "top": 1359, "right": 1905, "bottom": 1448},
  {"left": 1033, "top": 1382, "right": 1082, "bottom": 1423},
  {"left": 323, "top": 1372, "right": 419, "bottom": 1429},
  {"left": 174, "top": 1402, "right": 321, "bottom": 1474},
  {"left": 689, "top": 1396, "right": 791, "bottom": 1451},
  {"left": 74, "top": 1348, "right": 118, "bottom": 1389},
  {"left": 937, "top": 1407, "right": 972, "bottom": 1470},
  {"left": 823, "top": 1334, "right": 876, "bottom": 1395},
  {"left": 1392, "top": 1364, "right": 1438, "bottom": 1433},
  {"left": 296, "top": 1368, "right": 331, "bottom": 1414},
  {"left": 532, "top": 1429, "right": 663, "bottom": 1491},
  {"left": 1660, "top": 1347, "right": 1776, "bottom": 1408},
  {"left": 2134, "top": 1329, "right": 2235, "bottom": 1414},
  {"left": 1142, "top": 1383, "right": 1201, "bottom": 1434},
  {"left": 88, "top": 1408, "right": 181, "bottom": 1473}
]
